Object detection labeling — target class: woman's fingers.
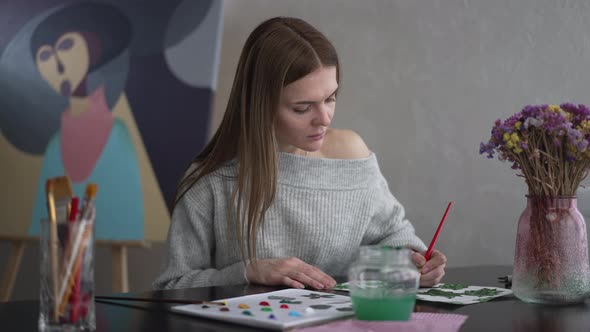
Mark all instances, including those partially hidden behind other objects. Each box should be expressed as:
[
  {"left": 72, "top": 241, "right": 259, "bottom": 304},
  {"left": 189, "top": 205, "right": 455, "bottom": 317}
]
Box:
[
  {"left": 297, "top": 261, "right": 337, "bottom": 288},
  {"left": 420, "top": 265, "right": 446, "bottom": 287},
  {"left": 280, "top": 275, "right": 305, "bottom": 289},
  {"left": 415, "top": 250, "right": 447, "bottom": 287},
  {"left": 287, "top": 270, "right": 325, "bottom": 289},
  {"left": 285, "top": 258, "right": 336, "bottom": 289},
  {"left": 421, "top": 250, "right": 447, "bottom": 274},
  {"left": 412, "top": 251, "right": 427, "bottom": 269},
  {"left": 248, "top": 257, "right": 336, "bottom": 289}
]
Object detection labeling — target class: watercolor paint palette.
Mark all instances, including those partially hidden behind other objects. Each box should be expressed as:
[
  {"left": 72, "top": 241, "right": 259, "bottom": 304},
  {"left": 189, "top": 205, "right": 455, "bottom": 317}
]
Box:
[
  {"left": 332, "top": 282, "right": 513, "bottom": 305},
  {"left": 171, "top": 289, "right": 354, "bottom": 330}
]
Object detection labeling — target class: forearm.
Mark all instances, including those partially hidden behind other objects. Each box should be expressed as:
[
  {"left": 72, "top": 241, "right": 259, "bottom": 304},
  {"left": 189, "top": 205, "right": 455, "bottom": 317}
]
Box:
[
  {"left": 153, "top": 189, "right": 247, "bottom": 289},
  {"left": 365, "top": 179, "right": 427, "bottom": 252},
  {"left": 377, "top": 220, "right": 427, "bottom": 252},
  {"left": 153, "top": 261, "right": 247, "bottom": 289}
]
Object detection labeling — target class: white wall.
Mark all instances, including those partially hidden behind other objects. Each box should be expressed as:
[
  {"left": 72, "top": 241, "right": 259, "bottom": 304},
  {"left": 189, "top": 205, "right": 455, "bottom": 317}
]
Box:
[{"left": 215, "top": 0, "right": 590, "bottom": 267}]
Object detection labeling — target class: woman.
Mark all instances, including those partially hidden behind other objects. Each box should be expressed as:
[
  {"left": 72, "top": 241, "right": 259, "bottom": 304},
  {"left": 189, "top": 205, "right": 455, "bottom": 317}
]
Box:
[{"left": 154, "top": 17, "right": 446, "bottom": 290}]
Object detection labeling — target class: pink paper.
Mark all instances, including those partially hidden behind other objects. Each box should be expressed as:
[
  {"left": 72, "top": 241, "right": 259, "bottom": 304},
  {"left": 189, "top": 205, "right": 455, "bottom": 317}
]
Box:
[{"left": 297, "top": 313, "right": 468, "bottom": 332}]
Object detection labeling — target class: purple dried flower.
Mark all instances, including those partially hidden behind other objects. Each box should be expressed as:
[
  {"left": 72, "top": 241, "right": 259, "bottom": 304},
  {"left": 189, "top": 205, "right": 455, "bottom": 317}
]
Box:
[
  {"left": 480, "top": 103, "right": 590, "bottom": 195},
  {"left": 566, "top": 154, "right": 577, "bottom": 162},
  {"left": 578, "top": 140, "right": 589, "bottom": 152},
  {"left": 567, "top": 128, "right": 582, "bottom": 142}
]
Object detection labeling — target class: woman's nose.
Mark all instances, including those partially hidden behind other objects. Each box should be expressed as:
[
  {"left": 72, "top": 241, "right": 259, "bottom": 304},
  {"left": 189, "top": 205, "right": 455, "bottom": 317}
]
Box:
[{"left": 313, "top": 104, "right": 332, "bottom": 126}]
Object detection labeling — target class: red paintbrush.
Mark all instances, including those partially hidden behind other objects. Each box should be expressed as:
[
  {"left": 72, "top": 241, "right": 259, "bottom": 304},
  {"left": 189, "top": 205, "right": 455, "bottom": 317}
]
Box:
[{"left": 424, "top": 201, "right": 453, "bottom": 261}]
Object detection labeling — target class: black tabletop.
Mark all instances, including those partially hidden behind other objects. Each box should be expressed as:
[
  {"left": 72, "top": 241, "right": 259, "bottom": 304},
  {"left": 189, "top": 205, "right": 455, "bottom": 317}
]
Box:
[{"left": 2, "top": 265, "right": 590, "bottom": 331}]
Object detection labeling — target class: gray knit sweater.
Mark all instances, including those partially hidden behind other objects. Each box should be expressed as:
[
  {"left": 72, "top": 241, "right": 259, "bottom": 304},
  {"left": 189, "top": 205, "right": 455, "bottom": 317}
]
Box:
[{"left": 153, "top": 152, "right": 427, "bottom": 290}]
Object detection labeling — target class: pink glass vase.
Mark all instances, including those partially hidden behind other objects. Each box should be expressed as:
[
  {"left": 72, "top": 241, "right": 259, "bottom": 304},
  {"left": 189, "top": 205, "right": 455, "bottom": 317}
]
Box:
[{"left": 512, "top": 196, "right": 590, "bottom": 304}]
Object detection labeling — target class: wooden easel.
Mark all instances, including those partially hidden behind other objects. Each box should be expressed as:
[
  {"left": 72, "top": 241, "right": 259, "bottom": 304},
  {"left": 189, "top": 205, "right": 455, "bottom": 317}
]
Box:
[{"left": 0, "top": 234, "right": 150, "bottom": 301}]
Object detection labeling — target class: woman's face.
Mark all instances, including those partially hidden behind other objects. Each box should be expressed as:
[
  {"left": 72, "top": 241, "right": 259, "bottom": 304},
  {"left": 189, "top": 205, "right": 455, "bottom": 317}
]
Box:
[
  {"left": 275, "top": 66, "right": 338, "bottom": 153},
  {"left": 35, "top": 32, "right": 90, "bottom": 97}
]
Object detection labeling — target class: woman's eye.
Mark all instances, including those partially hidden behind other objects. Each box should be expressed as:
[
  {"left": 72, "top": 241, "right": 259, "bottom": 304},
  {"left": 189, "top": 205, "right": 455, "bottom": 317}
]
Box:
[
  {"left": 326, "top": 97, "right": 336, "bottom": 103},
  {"left": 293, "top": 105, "right": 311, "bottom": 113}
]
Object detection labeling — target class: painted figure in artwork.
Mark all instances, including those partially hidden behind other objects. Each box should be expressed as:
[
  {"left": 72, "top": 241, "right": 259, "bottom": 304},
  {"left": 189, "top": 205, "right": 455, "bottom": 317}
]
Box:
[{"left": 28, "top": 3, "right": 143, "bottom": 240}]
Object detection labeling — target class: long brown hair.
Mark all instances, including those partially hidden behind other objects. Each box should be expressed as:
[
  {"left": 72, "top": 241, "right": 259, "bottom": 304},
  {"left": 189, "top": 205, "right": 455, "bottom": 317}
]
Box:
[{"left": 175, "top": 17, "right": 340, "bottom": 264}]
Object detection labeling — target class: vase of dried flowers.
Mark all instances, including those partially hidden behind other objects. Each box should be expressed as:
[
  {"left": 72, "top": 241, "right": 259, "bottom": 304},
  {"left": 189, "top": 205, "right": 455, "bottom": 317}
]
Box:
[
  {"left": 514, "top": 196, "right": 589, "bottom": 303},
  {"left": 481, "top": 103, "right": 590, "bottom": 304}
]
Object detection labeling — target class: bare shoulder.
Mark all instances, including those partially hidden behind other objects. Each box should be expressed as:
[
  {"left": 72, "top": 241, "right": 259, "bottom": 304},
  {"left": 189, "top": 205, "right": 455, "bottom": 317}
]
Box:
[{"left": 321, "top": 128, "right": 371, "bottom": 159}]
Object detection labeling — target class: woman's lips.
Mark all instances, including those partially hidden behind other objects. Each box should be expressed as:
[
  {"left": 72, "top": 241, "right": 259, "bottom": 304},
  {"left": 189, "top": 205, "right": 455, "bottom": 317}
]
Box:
[{"left": 308, "top": 132, "right": 325, "bottom": 141}]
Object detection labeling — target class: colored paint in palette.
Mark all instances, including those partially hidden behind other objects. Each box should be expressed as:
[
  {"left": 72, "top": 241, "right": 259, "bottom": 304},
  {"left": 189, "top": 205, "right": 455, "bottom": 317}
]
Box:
[{"left": 171, "top": 289, "right": 354, "bottom": 330}]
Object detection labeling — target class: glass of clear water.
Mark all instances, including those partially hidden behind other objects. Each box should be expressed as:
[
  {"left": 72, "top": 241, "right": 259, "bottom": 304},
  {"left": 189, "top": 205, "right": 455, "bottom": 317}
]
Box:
[{"left": 348, "top": 245, "right": 420, "bottom": 321}]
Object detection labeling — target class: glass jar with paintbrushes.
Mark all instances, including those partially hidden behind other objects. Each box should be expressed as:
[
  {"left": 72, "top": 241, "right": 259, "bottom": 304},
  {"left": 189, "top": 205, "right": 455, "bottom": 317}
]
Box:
[
  {"left": 348, "top": 245, "right": 420, "bottom": 321},
  {"left": 39, "top": 176, "right": 98, "bottom": 332}
]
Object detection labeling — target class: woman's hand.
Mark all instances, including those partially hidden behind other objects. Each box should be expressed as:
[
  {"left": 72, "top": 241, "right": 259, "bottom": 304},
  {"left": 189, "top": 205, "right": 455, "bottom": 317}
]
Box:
[
  {"left": 246, "top": 257, "right": 337, "bottom": 289},
  {"left": 411, "top": 250, "right": 447, "bottom": 287}
]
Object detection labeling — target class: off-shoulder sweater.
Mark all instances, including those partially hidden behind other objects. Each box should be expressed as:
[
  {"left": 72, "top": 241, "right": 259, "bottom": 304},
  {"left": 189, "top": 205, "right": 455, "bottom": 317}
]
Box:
[{"left": 153, "top": 152, "right": 426, "bottom": 289}]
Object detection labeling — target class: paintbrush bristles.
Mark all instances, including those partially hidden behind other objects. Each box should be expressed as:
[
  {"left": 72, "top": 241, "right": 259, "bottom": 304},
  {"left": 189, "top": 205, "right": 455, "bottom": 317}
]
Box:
[
  {"left": 50, "top": 176, "right": 73, "bottom": 223},
  {"left": 80, "top": 183, "right": 98, "bottom": 221},
  {"left": 85, "top": 183, "right": 98, "bottom": 200},
  {"left": 45, "top": 179, "right": 54, "bottom": 194},
  {"left": 52, "top": 176, "right": 73, "bottom": 199}
]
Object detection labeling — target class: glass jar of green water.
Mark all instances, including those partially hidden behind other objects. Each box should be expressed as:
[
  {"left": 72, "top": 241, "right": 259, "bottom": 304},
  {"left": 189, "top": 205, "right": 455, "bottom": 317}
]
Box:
[{"left": 348, "top": 245, "right": 419, "bottom": 321}]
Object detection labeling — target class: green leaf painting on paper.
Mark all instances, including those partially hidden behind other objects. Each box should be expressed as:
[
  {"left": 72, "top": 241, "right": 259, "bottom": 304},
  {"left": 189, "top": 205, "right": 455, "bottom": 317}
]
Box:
[
  {"left": 421, "top": 289, "right": 464, "bottom": 299},
  {"left": 436, "top": 283, "right": 469, "bottom": 290},
  {"left": 332, "top": 283, "right": 350, "bottom": 290},
  {"left": 267, "top": 296, "right": 296, "bottom": 300},
  {"left": 464, "top": 288, "right": 501, "bottom": 297},
  {"left": 417, "top": 285, "right": 512, "bottom": 305},
  {"left": 476, "top": 297, "right": 494, "bottom": 303}
]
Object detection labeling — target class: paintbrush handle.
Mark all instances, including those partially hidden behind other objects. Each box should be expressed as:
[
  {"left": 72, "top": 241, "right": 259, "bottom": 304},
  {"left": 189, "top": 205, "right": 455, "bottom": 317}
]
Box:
[
  {"left": 424, "top": 201, "right": 453, "bottom": 261},
  {"left": 57, "top": 220, "right": 90, "bottom": 306},
  {"left": 49, "top": 222, "right": 60, "bottom": 321},
  {"left": 58, "top": 224, "right": 92, "bottom": 316},
  {"left": 95, "top": 296, "right": 226, "bottom": 306}
]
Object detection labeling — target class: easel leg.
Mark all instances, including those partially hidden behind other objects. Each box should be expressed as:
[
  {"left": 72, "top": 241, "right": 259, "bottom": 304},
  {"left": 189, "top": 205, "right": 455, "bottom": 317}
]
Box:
[
  {"left": 0, "top": 241, "right": 26, "bottom": 301},
  {"left": 111, "top": 245, "right": 129, "bottom": 293}
]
